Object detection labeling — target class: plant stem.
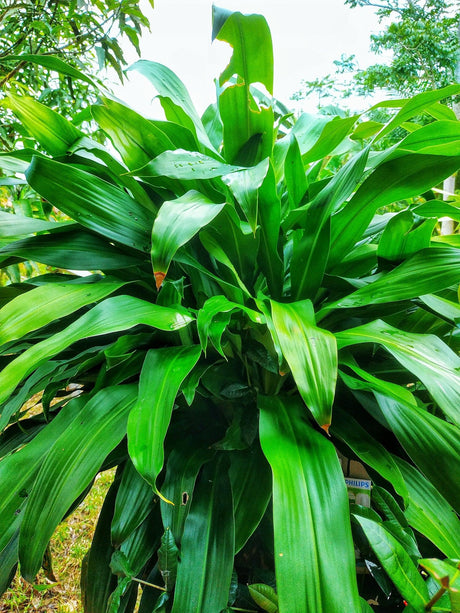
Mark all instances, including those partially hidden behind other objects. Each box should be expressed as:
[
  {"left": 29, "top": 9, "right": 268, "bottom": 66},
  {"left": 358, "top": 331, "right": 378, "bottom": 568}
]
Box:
[{"left": 132, "top": 577, "right": 166, "bottom": 592}]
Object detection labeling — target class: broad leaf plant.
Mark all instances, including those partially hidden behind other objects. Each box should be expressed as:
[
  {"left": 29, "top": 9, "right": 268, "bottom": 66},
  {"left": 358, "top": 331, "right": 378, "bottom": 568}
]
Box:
[{"left": 0, "top": 7, "right": 459, "bottom": 613}]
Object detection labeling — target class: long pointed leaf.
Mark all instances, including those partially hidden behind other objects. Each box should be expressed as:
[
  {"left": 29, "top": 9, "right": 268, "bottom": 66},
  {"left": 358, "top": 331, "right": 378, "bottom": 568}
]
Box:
[
  {"left": 19, "top": 386, "right": 137, "bottom": 581},
  {"left": 270, "top": 299, "right": 337, "bottom": 430},
  {"left": 127, "top": 346, "right": 201, "bottom": 500},
  {"left": 259, "top": 395, "right": 360, "bottom": 613},
  {"left": 0, "top": 280, "right": 123, "bottom": 346},
  {"left": 25, "top": 156, "right": 152, "bottom": 252},
  {"left": 336, "top": 319, "right": 460, "bottom": 427},
  {"left": 151, "top": 191, "right": 225, "bottom": 288},
  {"left": 171, "top": 457, "right": 234, "bottom": 613},
  {"left": 0, "top": 296, "right": 193, "bottom": 408}
]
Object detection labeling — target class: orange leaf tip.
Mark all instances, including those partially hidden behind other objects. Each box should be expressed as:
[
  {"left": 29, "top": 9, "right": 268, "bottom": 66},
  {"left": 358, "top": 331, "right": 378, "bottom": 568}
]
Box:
[
  {"left": 321, "top": 423, "right": 331, "bottom": 435},
  {"left": 154, "top": 271, "right": 166, "bottom": 290}
]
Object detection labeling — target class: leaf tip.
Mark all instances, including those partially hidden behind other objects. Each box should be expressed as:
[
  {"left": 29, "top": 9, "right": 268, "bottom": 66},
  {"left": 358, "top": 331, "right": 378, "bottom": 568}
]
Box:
[
  {"left": 321, "top": 423, "right": 331, "bottom": 435},
  {"left": 154, "top": 271, "right": 166, "bottom": 290}
]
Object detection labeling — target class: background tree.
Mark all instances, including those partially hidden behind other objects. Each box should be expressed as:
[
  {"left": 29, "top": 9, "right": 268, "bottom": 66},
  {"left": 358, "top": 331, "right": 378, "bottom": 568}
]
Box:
[{"left": 0, "top": 0, "right": 154, "bottom": 146}]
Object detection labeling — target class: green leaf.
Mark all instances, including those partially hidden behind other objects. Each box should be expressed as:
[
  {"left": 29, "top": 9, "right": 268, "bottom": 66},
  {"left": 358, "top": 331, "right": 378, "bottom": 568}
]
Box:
[
  {"left": 301, "top": 116, "right": 358, "bottom": 164},
  {"left": 270, "top": 299, "right": 337, "bottom": 430},
  {"left": 259, "top": 395, "right": 360, "bottom": 613},
  {"left": 229, "top": 445, "right": 272, "bottom": 552},
  {"left": 160, "top": 436, "right": 214, "bottom": 545},
  {"left": 171, "top": 457, "right": 235, "bottom": 613},
  {"left": 222, "top": 157, "right": 270, "bottom": 233},
  {"left": 0, "top": 398, "right": 83, "bottom": 553},
  {"left": 214, "top": 7, "right": 273, "bottom": 94},
  {"left": 413, "top": 200, "right": 460, "bottom": 223},
  {"left": 25, "top": 156, "right": 152, "bottom": 252},
  {"left": 354, "top": 516, "right": 429, "bottom": 612},
  {"left": 81, "top": 476, "right": 119, "bottom": 613},
  {"left": 336, "top": 319, "right": 460, "bottom": 427},
  {"left": 6, "top": 93, "right": 82, "bottom": 156},
  {"left": 420, "top": 294, "right": 460, "bottom": 324},
  {"left": 136, "top": 149, "right": 241, "bottom": 180},
  {"left": 0, "top": 296, "right": 193, "bottom": 408},
  {"left": 394, "top": 457, "right": 460, "bottom": 559},
  {"left": 284, "top": 134, "right": 307, "bottom": 210},
  {"left": 248, "top": 583, "right": 278, "bottom": 613},
  {"left": 219, "top": 84, "right": 274, "bottom": 165},
  {"left": 329, "top": 153, "right": 460, "bottom": 266},
  {"left": 374, "top": 84, "right": 460, "bottom": 141},
  {"left": 111, "top": 460, "right": 156, "bottom": 548},
  {"left": 333, "top": 247, "right": 460, "bottom": 309},
  {"left": 0, "top": 211, "right": 72, "bottom": 239},
  {"left": 0, "top": 228, "right": 144, "bottom": 271},
  {"left": 0, "top": 280, "right": 123, "bottom": 347},
  {"left": 197, "top": 295, "right": 264, "bottom": 356},
  {"left": 128, "top": 60, "right": 216, "bottom": 154},
  {"left": 331, "top": 409, "right": 408, "bottom": 500},
  {"left": 19, "top": 386, "right": 137, "bottom": 581},
  {"left": 151, "top": 190, "right": 225, "bottom": 288},
  {"left": 1, "top": 54, "right": 97, "bottom": 86},
  {"left": 158, "top": 528, "right": 179, "bottom": 592},
  {"left": 377, "top": 210, "right": 437, "bottom": 261},
  {"left": 127, "top": 346, "right": 201, "bottom": 501}
]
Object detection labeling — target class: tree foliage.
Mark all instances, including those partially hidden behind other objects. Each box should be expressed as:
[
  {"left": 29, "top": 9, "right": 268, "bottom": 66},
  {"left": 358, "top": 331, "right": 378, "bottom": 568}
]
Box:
[
  {"left": 0, "top": 0, "right": 154, "bottom": 146},
  {"left": 293, "top": 0, "right": 459, "bottom": 105}
]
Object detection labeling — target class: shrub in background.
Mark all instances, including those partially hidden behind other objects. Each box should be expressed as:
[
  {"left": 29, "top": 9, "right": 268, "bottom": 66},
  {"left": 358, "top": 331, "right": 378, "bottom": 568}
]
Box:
[{"left": 0, "top": 7, "right": 459, "bottom": 613}]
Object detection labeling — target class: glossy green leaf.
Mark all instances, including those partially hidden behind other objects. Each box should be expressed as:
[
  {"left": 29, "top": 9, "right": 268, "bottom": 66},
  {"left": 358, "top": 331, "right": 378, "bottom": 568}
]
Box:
[
  {"left": 25, "top": 156, "right": 152, "bottom": 252},
  {"left": 127, "top": 346, "right": 201, "bottom": 500},
  {"left": 137, "top": 149, "right": 240, "bottom": 180},
  {"left": 151, "top": 190, "right": 225, "bottom": 287},
  {"left": 160, "top": 437, "right": 214, "bottom": 545},
  {"left": 219, "top": 84, "right": 274, "bottom": 165},
  {"left": 0, "top": 229, "right": 144, "bottom": 271},
  {"left": 0, "top": 280, "right": 123, "bottom": 347},
  {"left": 222, "top": 157, "right": 269, "bottom": 233},
  {"left": 0, "top": 296, "right": 193, "bottom": 408},
  {"left": 375, "top": 84, "right": 460, "bottom": 141},
  {"left": 413, "top": 200, "right": 460, "bottom": 222},
  {"left": 230, "top": 445, "right": 272, "bottom": 552},
  {"left": 158, "top": 528, "right": 179, "bottom": 592},
  {"left": 395, "top": 120, "right": 460, "bottom": 156},
  {"left": 92, "top": 98, "right": 175, "bottom": 170},
  {"left": 257, "top": 162, "right": 284, "bottom": 298},
  {"left": 420, "top": 294, "right": 460, "bottom": 323},
  {"left": 336, "top": 319, "right": 460, "bottom": 427},
  {"left": 329, "top": 154, "right": 460, "bottom": 266},
  {"left": 0, "top": 533, "right": 18, "bottom": 595},
  {"left": 248, "top": 583, "right": 278, "bottom": 613},
  {"left": 284, "top": 134, "right": 307, "bottom": 210},
  {"left": 331, "top": 409, "right": 408, "bottom": 500},
  {"left": 259, "top": 395, "right": 360, "bottom": 613},
  {"left": 270, "top": 299, "right": 337, "bottom": 430},
  {"left": 291, "top": 218, "right": 331, "bottom": 301},
  {"left": 171, "top": 458, "right": 234, "bottom": 613},
  {"left": 355, "top": 516, "right": 429, "bottom": 612},
  {"left": 333, "top": 247, "right": 460, "bottom": 309},
  {"left": 301, "top": 116, "right": 358, "bottom": 164},
  {"left": 129, "top": 60, "right": 215, "bottom": 154},
  {"left": 81, "top": 476, "right": 119, "bottom": 613},
  {"left": 111, "top": 460, "right": 156, "bottom": 548},
  {"left": 7, "top": 93, "right": 82, "bottom": 156},
  {"left": 0, "top": 211, "right": 72, "bottom": 239},
  {"left": 377, "top": 210, "right": 437, "bottom": 261},
  {"left": 19, "top": 386, "right": 137, "bottom": 581},
  {"left": 2, "top": 54, "right": 97, "bottom": 85},
  {"left": 214, "top": 6, "right": 273, "bottom": 94},
  {"left": 0, "top": 398, "right": 83, "bottom": 553},
  {"left": 197, "top": 295, "right": 264, "bottom": 356},
  {"left": 394, "top": 457, "right": 460, "bottom": 559}
]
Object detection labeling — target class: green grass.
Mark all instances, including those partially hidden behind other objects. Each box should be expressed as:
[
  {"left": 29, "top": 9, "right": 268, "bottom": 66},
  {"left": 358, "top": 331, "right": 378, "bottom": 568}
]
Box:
[{"left": 0, "top": 470, "right": 115, "bottom": 612}]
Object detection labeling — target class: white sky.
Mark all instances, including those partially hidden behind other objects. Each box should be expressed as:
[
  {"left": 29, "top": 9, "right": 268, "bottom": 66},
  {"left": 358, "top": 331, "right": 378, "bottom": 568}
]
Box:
[{"left": 112, "top": 0, "right": 384, "bottom": 116}]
